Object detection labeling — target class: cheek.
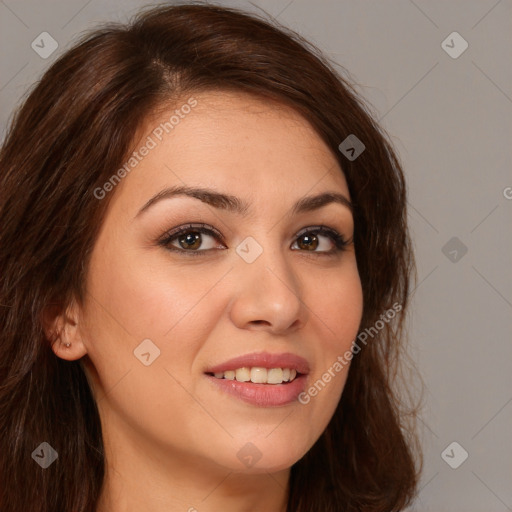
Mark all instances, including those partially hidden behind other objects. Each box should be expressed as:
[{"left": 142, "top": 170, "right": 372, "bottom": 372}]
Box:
[
  {"left": 90, "top": 257, "right": 190, "bottom": 336},
  {"left": 299, "top": 261, "right": 363, "bottom": 414},
  {"left": 82, "top": 241, "right": 229, "bottom": 373},
  {"left": 311, "top": 260, "right": 363, "bottom": 349},
  {"left": 79, "top": 246, "right": 232, "bottom": 444}
]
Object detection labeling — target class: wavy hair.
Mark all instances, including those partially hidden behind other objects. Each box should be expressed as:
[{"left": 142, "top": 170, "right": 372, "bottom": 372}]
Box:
[{"left": 0, "top": 3, "right": 422, "bottom": 511}]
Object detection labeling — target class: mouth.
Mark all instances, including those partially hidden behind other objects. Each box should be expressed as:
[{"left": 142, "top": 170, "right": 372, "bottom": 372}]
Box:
[
  {"left": 204, "top": 352, "right": 310, "bottom": 407},
  {"left": 205, "top": 366, "right": 302, "bottom": 384}
]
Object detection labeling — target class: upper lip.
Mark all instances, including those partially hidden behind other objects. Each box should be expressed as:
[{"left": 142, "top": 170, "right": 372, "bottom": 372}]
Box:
[{"left": 205, "top": 351, "right": 310, "bottom": 375}]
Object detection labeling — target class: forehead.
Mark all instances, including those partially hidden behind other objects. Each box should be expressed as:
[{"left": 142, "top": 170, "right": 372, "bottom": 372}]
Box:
[{"left": 109, "top": 90, "right": 350, "bottom": 213}]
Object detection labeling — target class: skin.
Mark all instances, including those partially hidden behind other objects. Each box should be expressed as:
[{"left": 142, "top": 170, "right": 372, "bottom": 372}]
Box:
[{"left": 49, "top": 90, "right": 363, "bottom": 512}]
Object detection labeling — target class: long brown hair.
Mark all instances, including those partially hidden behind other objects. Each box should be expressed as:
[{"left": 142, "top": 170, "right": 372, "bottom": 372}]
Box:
[{"left": 0, "top": 3, "right": 422, "bottom": 511}]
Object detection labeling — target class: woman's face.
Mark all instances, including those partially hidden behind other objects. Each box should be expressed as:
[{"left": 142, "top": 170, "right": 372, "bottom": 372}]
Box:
[{"left": 74, "top": 90, "right": 363, "bottom": 475}]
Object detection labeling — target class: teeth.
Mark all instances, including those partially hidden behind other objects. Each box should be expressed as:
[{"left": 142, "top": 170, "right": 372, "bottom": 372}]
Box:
[
  {"left": 266, "top": 368, "right": 283, "bottom": 384},
  {"left": 250, "top": 367, "right": 267, "bottom": 383},
  {"left": 210, "top": 367, "right": 299, "bottom": 384},
  {"left": 235, "top": 367, "right": 250, "bottom": 382}
]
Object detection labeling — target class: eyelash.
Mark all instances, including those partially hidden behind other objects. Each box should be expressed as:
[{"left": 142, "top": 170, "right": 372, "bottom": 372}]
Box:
[{"left": 158, "top": 222, "right": 349, "bottom": 257}]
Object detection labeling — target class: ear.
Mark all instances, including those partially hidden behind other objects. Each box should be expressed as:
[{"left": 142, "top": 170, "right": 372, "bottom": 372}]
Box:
[{"left": 42, "top": 298, "right": 88, "bottom": 361}]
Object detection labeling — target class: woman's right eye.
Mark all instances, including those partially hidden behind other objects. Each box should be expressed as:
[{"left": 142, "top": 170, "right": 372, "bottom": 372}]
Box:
[{"left": 159, "top": 223, "right": 226, "bottom": 256}]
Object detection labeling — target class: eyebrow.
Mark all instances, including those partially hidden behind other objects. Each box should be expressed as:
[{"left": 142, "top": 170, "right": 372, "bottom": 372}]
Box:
[{"left": 135, "top": 185, "right": 353, "bottom": 219}]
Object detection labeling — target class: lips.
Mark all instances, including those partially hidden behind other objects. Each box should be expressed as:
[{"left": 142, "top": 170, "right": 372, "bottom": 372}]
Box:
[
  {"left": 204, "top": 351, "right": 310, "bottom": 407},
  {"left": 204, "top": 351, "right": 310, "bottom": 375}
]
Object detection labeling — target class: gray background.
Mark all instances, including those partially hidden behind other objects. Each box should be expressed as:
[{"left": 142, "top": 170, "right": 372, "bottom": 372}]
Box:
[{"left": 1, "top": 1, "right": 511, "bottom": 510}]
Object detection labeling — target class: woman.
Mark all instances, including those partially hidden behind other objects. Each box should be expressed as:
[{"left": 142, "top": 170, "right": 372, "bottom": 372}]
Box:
[{"left": 0, "top": 3, "right": 422, "bottom": 511}]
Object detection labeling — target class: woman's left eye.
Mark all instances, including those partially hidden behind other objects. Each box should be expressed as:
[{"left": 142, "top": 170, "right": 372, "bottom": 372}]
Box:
[
  {"left": 159, "top": 223, "right": 348, "bottom": 256},
  {"left": 291, "top": 226, "right": 349, "bottom": 254}
]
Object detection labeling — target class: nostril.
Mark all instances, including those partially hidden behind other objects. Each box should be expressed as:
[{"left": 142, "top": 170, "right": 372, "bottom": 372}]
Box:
[{"left": 251, "top": 320, "right": 266, "bottom": 325}]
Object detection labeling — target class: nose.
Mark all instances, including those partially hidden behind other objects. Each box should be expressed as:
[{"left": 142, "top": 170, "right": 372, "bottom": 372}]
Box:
[{"left": 228, "top": 241, "right": 307, "bottom": 334}]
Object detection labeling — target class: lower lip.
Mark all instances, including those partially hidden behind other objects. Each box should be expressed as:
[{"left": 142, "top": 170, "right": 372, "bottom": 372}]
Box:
[{"left": 205, "top": 374, "right": 308, "bottom": 406}]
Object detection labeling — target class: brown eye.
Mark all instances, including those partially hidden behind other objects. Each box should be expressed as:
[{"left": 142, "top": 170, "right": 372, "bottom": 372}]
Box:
[
  {"left": 292, "top": 226, "right": 348, "bottom": 254},
  {"left": 177, "top": 232, "right": 202, "bottom": 250},
  {"left": 296, "top": 233, "right": 319, "bottom": 251},
  {"left": 160, "top": 223, "right": 226, "bottom": 256}
]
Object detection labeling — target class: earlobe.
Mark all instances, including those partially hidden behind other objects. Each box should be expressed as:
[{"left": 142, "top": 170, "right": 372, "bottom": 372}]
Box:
[{"left": 42, "top": 299, "right": 88, "bottom": 361}]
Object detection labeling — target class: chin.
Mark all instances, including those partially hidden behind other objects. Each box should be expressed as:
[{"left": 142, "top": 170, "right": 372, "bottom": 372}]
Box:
[{"left": 211, "top": 434, "right": 312, "bottom": 474}]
